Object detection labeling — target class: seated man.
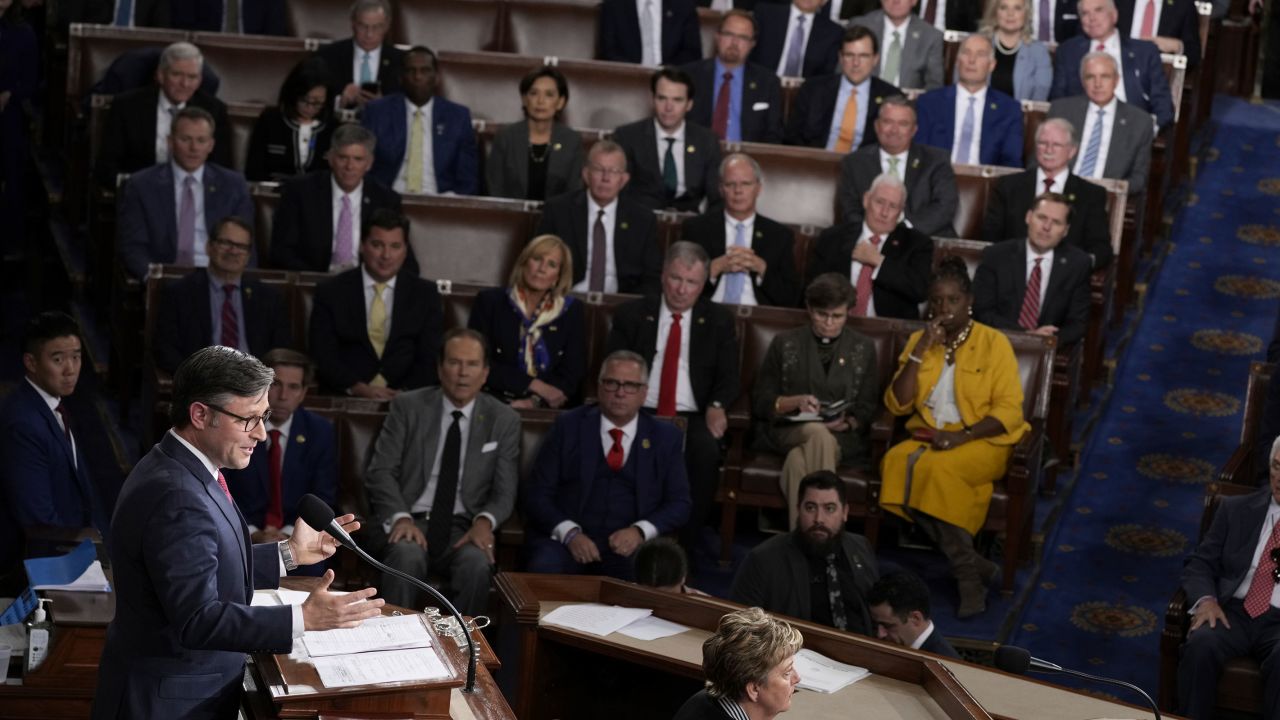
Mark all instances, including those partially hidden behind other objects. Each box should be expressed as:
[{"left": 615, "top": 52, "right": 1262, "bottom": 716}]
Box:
[
  {"left": 613, "top": 67, "right": 722, "bottom": 213},
  {"left": 731, "top": 470, "right": 880, "bottom": 635},
  {"left": 681, "top": 153, "right": 800, "bottom": 308},
  {"left": 1116, "top": 0, "right": 1201, "bottom": 64},
  {"left": 362, "top": 45, "right": 478, "bottom": 196},
  {"left": 270, "top": 124, "right": 406, "bottom": 273},
  {"left": 912, "top": 34, "right": 1023, "bottom": 168},
  {"left": 599, "top": 0, "right": 702, "bottom": 66},
  {"left": 309, "top": 208, "right": 443, "bottom": 399},
  {"left": 836, "top": 95, "right": 958, "bottom": 236},
  {"left": 1178, "top": 438, "right": 1280, "bottom": 720},
  {"left": 972, "top": 192, "right": 1092, "bottom": 347},
  {"left": 1048, "top": 52, "right": 1154, "bottom": 195},
  {"left": 682, "top": 9, "right": 784, "bottom": 144},
  {"left": 786, "top": 25, "right": 900, "bottom": 151},
  {"left": 983, "top": 118, "right": 1114, "bottom": 268},
  {"left": 809, "top": 173, "right": 932, "bottom": 320},
  {"left": 867, "top": 571, "right": 960, "bottom": 657},
  {"left": 364, "top": 329, "right": 519, "bottom": 615},
  {"left": 749, "top": 0, "right": 843, "bottom": 78},
  {"left": 1049, "top": 0, "right": 1175, "bottom": 132},
  {"left": 154, "top": 216, "right": 292, "bottom": 375},
  {"left": 117, "top": 106, "right": 254, "bottom": 280},
  {"left": 536, "top": 140, "right": 663, "bottom": 295},
  {"left": 314, "top": 0, "right": 404, "bottom": 109},
  {"left": 95, "top": 41, "right": 231, "bottom": 189},
  {"left": 606, "top": 242, "right": 740, "bottom": 549},
  {"left": 222, "top": 349, "right": 336, "bottom": 550},
  {"left": 851, "top": 0, "right": 945, "bottom": 90},
  {"left": 0, "top": 313, "right": 108, "bottom": 574},
  {"left": 913, "top": 0, "right": 982, "bottom": 32},
  {"left": 523, "top": 350, "right": 691, "bottom": 581},
  {"left": 169, "top": 0, "right": 288, "bottom": 35}
]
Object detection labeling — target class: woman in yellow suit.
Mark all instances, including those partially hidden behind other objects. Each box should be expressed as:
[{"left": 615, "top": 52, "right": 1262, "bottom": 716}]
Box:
[{"left": 880, "top": 257, "right": 1029, "bottom": 619}]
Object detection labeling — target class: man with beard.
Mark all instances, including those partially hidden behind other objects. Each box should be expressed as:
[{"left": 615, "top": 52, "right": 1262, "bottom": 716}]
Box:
[{"left": 730, "top": 470, "right": 879, "bottom": 635}]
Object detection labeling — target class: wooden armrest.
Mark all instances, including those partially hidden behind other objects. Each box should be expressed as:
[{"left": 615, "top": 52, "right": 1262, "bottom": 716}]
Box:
[
  {"left": 1165, "top": 585, "right": 1190, "bottom": 639},
  {"left": 1217, "top": 443, "right": 1256, "bottom": 485},
  {"left": 1005, "top": 420, "right": 1045, "bottom": 496},
  {"left": 726, "top": 396, "right": 752, "bottom": 429}
]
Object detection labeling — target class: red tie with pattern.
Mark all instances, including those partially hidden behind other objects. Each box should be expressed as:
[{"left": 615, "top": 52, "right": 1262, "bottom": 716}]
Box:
[
  {"left": 216, "top": 471, "right": 234, "bottom": 503},
  {"left": 712, "top": 72, "right": 732, "bottom": 140},
  {"left": 656, "top": 312, "right": 682, "bottom": 416},
  {"left": 1244, "top": 520, "right": 1280, "bottom": 618},
  {"left": 266, "top": 429, "right": 284, "bottom": 529},
  {"left": 853, "top": 236, "right": 880, "bottom": 317},
  {"left": 606, "top": 428, "right": 625, "bottom": 472},
  {"left": 1139, "top": 0, "right": 1156, "bottom": 37},
  {"left": 1043, "top": 175, "right": 1055, "bottom": 194},
  {"left": 220, "top": 284, "right": 239, "bottom": 349},
  {"left": 1019, "top": 258, "right": 1043, "bottom": 330}
]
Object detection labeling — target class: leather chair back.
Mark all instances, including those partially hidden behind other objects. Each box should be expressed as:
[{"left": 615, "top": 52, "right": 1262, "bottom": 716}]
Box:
[
  {"left": 334, "top": 409, "right": 388, "bottom": 519},
  {"left": 953, "top": 164, "right": 1020, "bottom": 241},
  {"left": 284, "top": 0, "right": 352, "bottom": 39},
  {"left": 733, "top": 142, "right": 841, "bottom": 229},
  {"left": 192, "top": 34, "right": 313, "bottom": 105},
  {"left": 403, "top": 196, "right": 537, "bottom": 285},
  {"left": 505, "top": 0, "right": 600, "bottom": 59},
  {"left": 394, "top": 0, "right": 503, "bottom": 52},
  {"left": 250, "top": 183, "right": 282, "bottom": 263},
  {"left": 294, "top": 272, "right": 329, "bottom": 353},
  {"left": 439, "top": 284, "right": 482, "bottom": 330},
  {"left": 67, "top": 25, "right": 188, "bottom": 106},
  {"left": 226, "top": 102, "right": 260, "bottom": 176},
  {"left": 555, "top": 58, "right": 656, "bottom": 131},
  {"left": 436, "top": 51, "right": 536, "bottom": 123}
]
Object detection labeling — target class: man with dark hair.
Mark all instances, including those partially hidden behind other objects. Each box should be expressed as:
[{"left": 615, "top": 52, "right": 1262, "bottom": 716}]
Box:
[
  {"left": 362, "top": 45, "right": 478, "bottom": 195},
  {"left": 731, "top": 470, "right": 879, "bottom": 634},
  {"left": 0, "top": 313, "right": 106, "bottom": 574},
  {"left": 314, "top": 0, "right": 405, "bottom": 108},
  {"left": 867, "top": 571, "right": 959, "bottom": 657},
  {"left": 222, "top": 349, "right": 337, "bottom": 549},
  {"left": 364, "top": 329, "right": 519, "bottom": 615},
  {"left": 785, "top": 25, "right": 900, "bottom": 150},
  {"left": 750, "top": 0, "right": 844, "bottom": 78},
  {"left": 93, "top": 346, "right": 383, "bottom": 719},
  {"left": 612, "top": 67, "right": 722, "bottom": 212},
  {"left": 154, "top": 216, "right": 292, "bottom": 375},
  {"left": 117, "top": 106, "right": 254, "bottom": 280},
  {"left": 309, "top": 208, "right": 444, "bottom": 398},
  {"left": 682, "top": 9, "right": 784, "bottom": 143},
  {"left": 599, "top": 0, "right": 703, "bottom": 66}
]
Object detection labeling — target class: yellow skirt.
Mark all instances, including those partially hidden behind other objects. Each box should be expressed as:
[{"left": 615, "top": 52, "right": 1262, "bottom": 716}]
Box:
[{"left": 878, "top": 432, "right": 1013, "bottom": 536}]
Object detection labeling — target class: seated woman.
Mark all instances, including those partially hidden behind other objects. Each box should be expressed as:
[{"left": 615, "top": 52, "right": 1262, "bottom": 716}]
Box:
[
  {"left": 634, "top": 537, "right": 707, "bottom": 596},
  {"left": 468, "top": 234, "right": 585, "bottom": 408},
  {"left": 977, "top": 0, "right": 1052, "bottom": 101},
  {"left": 485, "top": 66, "right": 584, "bottom": 201},
  {"left": 752, "top": 273, "right": 880, "bottom": 528},
  {"left": 879, "top": 257, "right": 1029, "bottom": 619},
  {"left": 245, "top": 57, "right": 336, "bottom": 182},
  {"left": 673, "top": 607, "right": 803, "bottom": 720}
]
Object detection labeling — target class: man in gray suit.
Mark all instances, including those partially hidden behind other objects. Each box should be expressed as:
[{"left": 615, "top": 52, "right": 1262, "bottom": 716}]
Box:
[
  {"left": 1047, "top": 52, "right": 1153, "bottom": 195},
  {"left": 851, "top": 0, "right": 945, "bottom": 90},
  {"left": 364, "top": 328, "right": 520, "bottom": 615},
  {"left": 835, "top": 95, "right": 958, "bottom": 236}
]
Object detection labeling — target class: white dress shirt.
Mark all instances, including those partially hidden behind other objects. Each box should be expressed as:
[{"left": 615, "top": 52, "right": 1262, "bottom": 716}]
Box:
[
  {"left": 1074, "top": 96, "right": 1118, "bottom": 179},
  {"left": 550, "top": 413, "right": 658, "bottom": 542},
  {"left": 1025, "top": 243, "right": 1054, "bottom": 307},
  {"left": 777, "top": 5, "right": 817, "bottom": 76},
  {"left": 1231, "top": 500, "right": 1280, "bottom": 612},
  {"left": 710, "top": 213, "right": 761, "bottom": 305},
  {"left": 851, "top": 222, "right": 887, "bottom": 317},
  {"left": 1128, "top": 0, "right": 1164, "bottom": 39},
  {"left": 926, "top": 362, "right": 962, "bottom": 424},
  {"left": 910, "top": 620, "right": 939, "bottom": 650},
  {"left": 155, "top": 94, "right": 184, "bottom": 164},
  {"left": 362, "top": 265, "right": 396, "bottom": 334},
  {"left": 246, "top": 414, "right": 296, "bottom": 535},
  {"left": 27, "top": 378, "right": 76, "bottom": 467},
  {"left": 643, "top": 297, "right": 699, "bottom": 412},
  {"left": 951, "top": 85, "right": 987, "bottom": 163},
  {"left": 330, "top": 176, "right": 364, "bottom": 271},
  {"left": 880, "top": 15, "right": 912, "bottom": 87},
  {"left": 1093, "top": 32, "right": 1128, "bottom": 103},
  {"left": 172, "top": 162, "right": 210, "bottom": 267},
  {"left": 654, "top": 119, "right": 687, "bottom": 198},
  {"left": 572, "top": 196, "right": 621, "bottom": 293},
  {"left": 394, "top": 97, "right": 438, "bottom": 194},
  {"left": 637, "top": 0, "right": 664, "bottom": 66},
  {"left": 1035, "top": 166, "right": 1068, "bottom": 194}
]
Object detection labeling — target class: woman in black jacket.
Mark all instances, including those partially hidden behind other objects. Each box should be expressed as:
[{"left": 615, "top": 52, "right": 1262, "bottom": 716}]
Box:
[{"left": 245, "top": 57, "right": 336, "bottom": 182}]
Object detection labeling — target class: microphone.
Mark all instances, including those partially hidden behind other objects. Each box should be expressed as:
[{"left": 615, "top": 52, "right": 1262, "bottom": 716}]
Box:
[
  {"left": 994, "top": 645, "right": 1160, "bottom": 720},
  {"left": 297, "top": 494, "right": 479, "bottom": 694}
]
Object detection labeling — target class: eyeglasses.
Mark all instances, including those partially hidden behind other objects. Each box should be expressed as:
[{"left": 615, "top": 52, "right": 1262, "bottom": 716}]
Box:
[
  {"left": 599, "top": 378, "right": 646, "bottom": 394},
  {"left": 716, "top": 30, "right": 754, "bottom": 43},
  {"left": 1036, "top": 140, "right": 1072, "bottom": 150},
  {"left": 809, "top": 309, "right": 848, "bottom": 323},
  {"left": 210, "top": 237, "right": 253, "bottom": 253},
  {"left": 297, "top": 97, "right": 327, "bottom": 108},
  {"left": 206, "top": 402, "right": 271, "bottom": 432}
]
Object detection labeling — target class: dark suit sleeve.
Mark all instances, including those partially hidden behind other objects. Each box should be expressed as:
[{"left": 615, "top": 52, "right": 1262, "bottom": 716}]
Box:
[
  {"left": 522, "top": 418, "right": 571, "bottom": 535},
  {"left": 671, "top": 6, "right": 703, "bottom": 64},
  {"left": 1180, "top": 496, "right": 1238, "bottom": 604},
  {"left": 2, "top": 420, "right": 59, "bottom": 527},
  {"left": 729, "top": 549, "right": 771, "bottom": 607},
  {"left": 210, "top": 102, "right": 234, "bottom": 170},
  {"left": 701, "top": 139, "right": 723, "bottom": 208},
  {"left": 849, "top": 338, "right": 879, "bottom": 430},
  {"left": 544, "top": 300, "right": 588, "bottom": 398},
  {"left": 877, "top": 233, "right": 933, "bottom": 308},
  {"left": 996, "top": 108, "right": 1024, "bottom": 168},
  {"left": 760, "top": 75, "right": 785, "bottom": 144},
  {"left": 1143, "top": 47, "right": 1176, "bottom": 132},
  {"left": 269, "top": 180, "right": 308, "bottom": 270},
  {"left": 312, "top": 420, "right": 338, "bottom": 511},
  {"left": 405, "top": 284, "right": 443, "bottom": 389},
  {"left": 837, "top": 156, "right": 865, "bottom": 224},
  {"left": 1056, "top": 260, "right": 1092, "bottom": 346},
  {"left": 244, "top": 111, "right": 271, "bottom": 182},
  {"left": 783, "top": 81, "right": 817, "bottom": 147},
  {"left": 752, "top": 336, "right": 784, "bottom": 419},
  {"left": 485, "top": 127, "right": 512, "bottom": 199},
  {"left": 1078, "top": 187, "right": 1113, "bottom": 268},
  {"left": 96, "top": 100, "right": 127, "bottom": 189},
  {"left": 308, "top": 284, "right": 359, "bottom": 392},
  {"left": 971, "top": 252, "right": 1021, "bottom": 330},
  {"left": 638, "top": 215, "right": 664, "bottom": 294},
  {"left": 982, "top": 180, "right": 1012, "bottom": 243},
  {"left": 642, "top": 429, "right": 692, "bottom": 533},
  {"left": 116, "top": 177, "right": 151, "bottom": 281},
  {"left": 154, "top": 281, "right": 186, "bottom": 374},
  {"left": 912, "top": 157, "right": 959, "bottom": 236},
  {"left": 468, "top": 291, "right": 533, "bottom": 398},
  {"left": 758, "top": 229, "right": 802, "bottom": 308},
  {"left": 265, "top": 287, "right": 294, "bottom": 351},
  {"left": 709, "top": 310, "right": 741, "bottom": 407},
  {"left": 1129, "top": 116, "right": 1154, "bottom": 195},
  {"left": 1049, "top": 46, "right": 1072, "bottom": 100},
  {"left": 455, "top": 106, "right": 480, "bottom": 196},
  {"left": 598, "top": 1, "right": 626, "bottom": 62}
]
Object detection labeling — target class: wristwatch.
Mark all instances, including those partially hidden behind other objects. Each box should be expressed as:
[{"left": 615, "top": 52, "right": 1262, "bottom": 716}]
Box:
[{"left": 278, "top": 540, "right": 298, "bottom": 571}]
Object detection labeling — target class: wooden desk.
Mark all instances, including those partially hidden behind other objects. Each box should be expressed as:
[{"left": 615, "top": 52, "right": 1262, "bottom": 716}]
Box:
[{"left": 497, "top": 573, "right": 1170, "bottom": 720}]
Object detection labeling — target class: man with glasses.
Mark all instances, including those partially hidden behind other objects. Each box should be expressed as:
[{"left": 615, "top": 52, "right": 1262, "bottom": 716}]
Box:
[
  {"left": 117, "top": 106, "right": 253, "bottom": 281},
  {"left": 1178, "top": 435, "right": 1280, "bottom": 720},
  {"left": 682, "top": 9, "right": 784, "bottom": 144},
  {"left": 154, "top": 216, "right": 292, "bottom": 375},
  {"left": 536, "top": 140, "right": 662, "bottom": 295},
  {"left": 314, "top": 0, "right": 404, "bottom": 109},
  {"left": 523, "top": 350, "right": 691, "bottom": 580},
  {"left": 785, "top": 25, "right": 900, "bottom": 150},
  {"left": 94, "top": 346, "right": 384, "bottom": 719}
]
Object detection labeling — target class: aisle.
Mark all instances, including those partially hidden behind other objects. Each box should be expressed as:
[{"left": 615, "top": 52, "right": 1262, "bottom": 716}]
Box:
[{"left": 1007, "top": 97, "right": 1280, "bottom": 699}]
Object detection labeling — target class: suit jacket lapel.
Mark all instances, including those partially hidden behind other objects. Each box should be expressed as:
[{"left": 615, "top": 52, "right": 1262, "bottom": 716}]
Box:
[
  {"left": 1104, "top": 110, "right": 1130, "bottom": 178},
  {"left": 161, "top": 432, "right": 250, "bottom": 583},
  {"left": 571, "top": 193, "right": 590, "bottom": 281},
  {"left": 689, "top": 299, "right": 711, "bottom": 372},
  {"left": 640, "top": 120, "right": 660, "bottom": 177},
  {"left": 418, "top": 392, "right": 443, "bottom": 504},
  {"left": 639, "top": 296, "right": 662, "bottom": 360},
  {"left": 156, "top": 164, "right": 178, "bottom": 245},
  {"left": 1011, "top": 242, "right": 1029, "bottom": 309},
  {"left": 904, "top": 145, "right": 922, "bottom": 191},
  {"left": 578, "top": 407, "right": 601, "bottom": 516},
  {"left": 321, "top": 173, "right": 336, "bottom": 242}
]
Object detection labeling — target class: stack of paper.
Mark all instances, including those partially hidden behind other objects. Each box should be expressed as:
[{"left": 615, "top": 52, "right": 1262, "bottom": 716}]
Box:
[
  {"left": 312, "top": 647, "right": 451, "bottom": 688},
  {"left": 794, "top": 649, "right": 870, "bottom": 694},
  {"left": 541, "top": 603, "right": 653, "bottom": 637},
  {"left": 303, "top": 614, "right": 433, "bottom": 657},
  {"left": 25, "top": 539, "right": 110, "bottom": 592}
]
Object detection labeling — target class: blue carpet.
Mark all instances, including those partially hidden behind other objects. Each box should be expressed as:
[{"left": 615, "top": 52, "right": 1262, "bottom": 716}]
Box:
[{"left": 1006, "top": 96, "right": 1280, "bottom": 701}]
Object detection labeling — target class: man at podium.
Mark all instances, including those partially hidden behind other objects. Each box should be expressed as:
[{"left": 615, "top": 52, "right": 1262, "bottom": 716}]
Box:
[{"left": 92, "top": 347, "right": 384, "bottom": 720}]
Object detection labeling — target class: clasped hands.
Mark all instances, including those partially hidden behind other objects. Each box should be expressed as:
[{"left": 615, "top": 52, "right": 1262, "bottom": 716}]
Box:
[
  {"left": 389, "top": 515, "right": 497, "bottom": 564},
  {"left": 711, "top": 247, "right": 766, "bottom": 278},
  {"left": 567, "top": 526, "right": 644, "bottom": 564}
]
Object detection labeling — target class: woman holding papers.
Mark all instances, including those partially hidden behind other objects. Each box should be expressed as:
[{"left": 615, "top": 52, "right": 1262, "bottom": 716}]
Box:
[{"left": 674, "top": 607, "right": 803, "bottom": 720}]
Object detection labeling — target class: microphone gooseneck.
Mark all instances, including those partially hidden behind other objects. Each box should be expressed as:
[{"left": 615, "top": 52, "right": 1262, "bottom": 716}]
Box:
[{"left": 994, "top": 645, "right": 1160, "bottom": 720}]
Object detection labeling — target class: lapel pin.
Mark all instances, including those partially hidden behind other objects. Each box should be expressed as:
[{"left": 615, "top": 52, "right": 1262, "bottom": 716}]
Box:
[
  {"left": 1068, "top": 193, "right": 1076, "bottom": 202},
  {"left": 911, "top": 158, "right": 920, "bottom": 169},
  {"left": 621, "top": 221, "right": 629, "bottom": 230},
  {"left": 436, "top": 124, "right": 445, "bottom": 136},
  {"left": 296, "top": 434, "right": 306, "bottom": 443},
  {"left": 755, "top": 231, "right": 763, "bottom": 238},
  {"left": 838, "top": 356, "right": 846, "bottom": 366},
  {"left": 990, "top": 102, "right": 998, "bottom": 110},
  {"left": 911, "top": 31, "right": 919, "bottom": 39},
  {"left": 244, "top": 286, "right": 253, "bottom": 297},
  {"left": 208, "top": 184, "right": 217, "bottom": 193},
  {"left": 687, "top": 145, "right": 696, "bottom": 153},
  {"left": 642, "top": 438, "right": 651, "bottom": 449},
  {"left": 697, "top": 316, "right": 705, "bottom": 324},
  {"left": 645, "top": 315, "right": 655, "bottom": 322},
  {"left": 549, "top": 325, "right": 558, "bottom": 331},
  {"left": 553, "top": 142, "right": 562, "bottom": 150},
  {"left": 875, "top": 96, "right": 883, "bottom": 104},
  {"left": 749, "top": 81, "right": 757, "bottom": 89}
]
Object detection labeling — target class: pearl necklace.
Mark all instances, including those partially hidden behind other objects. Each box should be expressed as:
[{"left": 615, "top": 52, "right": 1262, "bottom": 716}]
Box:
[{"left": 943, "top": 320, "right": 974, "bottom": 363}]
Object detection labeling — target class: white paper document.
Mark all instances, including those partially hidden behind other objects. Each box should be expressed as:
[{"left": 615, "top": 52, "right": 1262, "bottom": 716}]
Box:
[
  {"left": 303, "top": 614, "right": 433, "bottom": 657},
  {"left": 32, "top": 560, "right": 111, "bottom": 592},
  {"left": 794, "top": 648, "right": 870, "bottom": 694},
  {"left": 251, "top": 588, "right": 340, "bottom": 607},
  {"left": 616, "top": 615, "right": 690, "bottom": 641},
  {"left": 541, "top": 603, "right": 653, "bottom": 637},
  {"left": 312, "top": 647, "right": 450, "bottom": 688}
]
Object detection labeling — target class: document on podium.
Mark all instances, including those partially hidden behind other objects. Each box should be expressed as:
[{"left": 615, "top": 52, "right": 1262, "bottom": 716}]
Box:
[
  {"left": 794, "top": 648, "right": 870, "bottom": 694},
  {"left": 303, "top": 614, "right": 433, "bottom": 657},
  {"left": 312, "top": 647, "right": 451, "bottom": 688},
  {"left": 541, "top": 603, "right": 653, "bottom": 637}
]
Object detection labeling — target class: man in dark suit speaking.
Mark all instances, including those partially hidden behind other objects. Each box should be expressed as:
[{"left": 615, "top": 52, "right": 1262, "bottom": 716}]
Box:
[{"left": 92, "top": 347, "right": 383, "bottom": 720}]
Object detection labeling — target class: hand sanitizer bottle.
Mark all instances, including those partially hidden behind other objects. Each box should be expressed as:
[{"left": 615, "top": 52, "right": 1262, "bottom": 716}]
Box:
[{"left": 25, "top": 598, "right": 52, "bottom": 674}]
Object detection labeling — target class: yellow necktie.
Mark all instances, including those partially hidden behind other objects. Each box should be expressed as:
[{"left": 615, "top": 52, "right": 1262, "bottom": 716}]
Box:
[
  {"left": 407, "top": 109, "right": 424, "bottom": 193},
  {"left": 888, "top": 156, "right": 901, "bottom": 179},
  {"left": 834, "top": 90, "right": 859, "bottom": 153},
  {"left": 368, "top": 282, "right": 388, "bottom": 386}
]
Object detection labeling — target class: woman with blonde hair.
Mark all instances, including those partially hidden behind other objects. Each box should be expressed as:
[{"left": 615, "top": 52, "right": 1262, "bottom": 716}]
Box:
[
  {"left": 674, "top": 607, "right": 804, "bottom": 720},
  {"left": 467, "top": 234, "right": 585, "bottom": 408},
  {"left": 977, "top": 0, "right": 1052, "bottom": 101}
]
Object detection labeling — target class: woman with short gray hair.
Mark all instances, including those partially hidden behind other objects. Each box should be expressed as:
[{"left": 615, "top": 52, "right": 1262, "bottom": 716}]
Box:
[{"left": 673, "top": 607, "right": 804, "bottom": 720}]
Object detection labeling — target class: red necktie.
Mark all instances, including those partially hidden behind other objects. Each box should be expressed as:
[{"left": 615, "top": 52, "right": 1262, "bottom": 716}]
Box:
[
  {"left": 923, "top": 0, "right": 937, "bottom": 25},
  {"left": 216, "top": 471, "right": 234, "bottom": 503},
  {"left": 606, "top": 428, "right": 625, "bottom": 472},
  {"left": 1095, "top": 42, "right": 1105, "bottom": 51},
  {"left": 1139, "top": 0, "right": 1156, "bottom": 37},
  {"left": 1244, "top": 520, "right": 1280, "bottom": 618},
  {"left": 853, "top": 236, "right": 880, "bottom": 317},
  {"left": 1019, "top": 258, "right": 1043, "bottom": 330},
  {"left": 656, "top": 312, "right": 682, "bottom": 416},
  {"left": 1043, "top": 175, "right": 1055, "bottom": 194},
  {"left": 712, "top": 72, "right": 732, "bottom": 140},
  {"left": 220, "top": 284, "right": 240, "bottom": 349},
  {"left": 54, "top": 401, "right": 73, "bottom": 444},
  {"left": 265, "top": 429, "right": 284, "bottom": 529}
]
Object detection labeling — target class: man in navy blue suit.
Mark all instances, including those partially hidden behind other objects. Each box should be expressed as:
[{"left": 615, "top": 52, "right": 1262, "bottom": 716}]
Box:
[
  {"left": 867, "top": 571, "right": 960, "bottom": 657},
  {"left": 599, "top": 0, "right": 703, "bottom": 66},
  {"left": 117, "top": 106, "right": 254, "bottom": 280},
  {"left": 222, "top": 349, "right": 336, "bottom": 549},
  {"left": 750, "top": 0, "right": 844, "bottom": 78},
  {"left": 523, "top": 350, "right": 692, "bottom": 581},
  {"left": 913, "top": 34, "right": 1023, "bottom": 167},
  {"left": 92, "top": 347, "right": 383, "bottom": 720},
  {"left": 361, "top": 46, "right": 478, "bottom": 196},
  {"left": 0, "top": 313, "right": 108, "bottom": 574},
  {"left": 1049, "top": 0, "right": 1175, "bottom": 131}
]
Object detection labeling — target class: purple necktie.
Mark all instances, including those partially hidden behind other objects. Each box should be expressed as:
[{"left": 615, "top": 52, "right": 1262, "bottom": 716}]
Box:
[
  {"left": 956, "top": 96, "right": 976, "bottom": 164},
  {"left": 177, "top": 175, "right": 196, "bottom": 266},
  {"left": 1038, "top": 0, "right": 1052, "bottom": 41},
  {"left": 783, "top": 15, "right": 806, "bottom": 76},
  {"left": 334, "top": 194, "right": 354, "bottom": 267}
]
